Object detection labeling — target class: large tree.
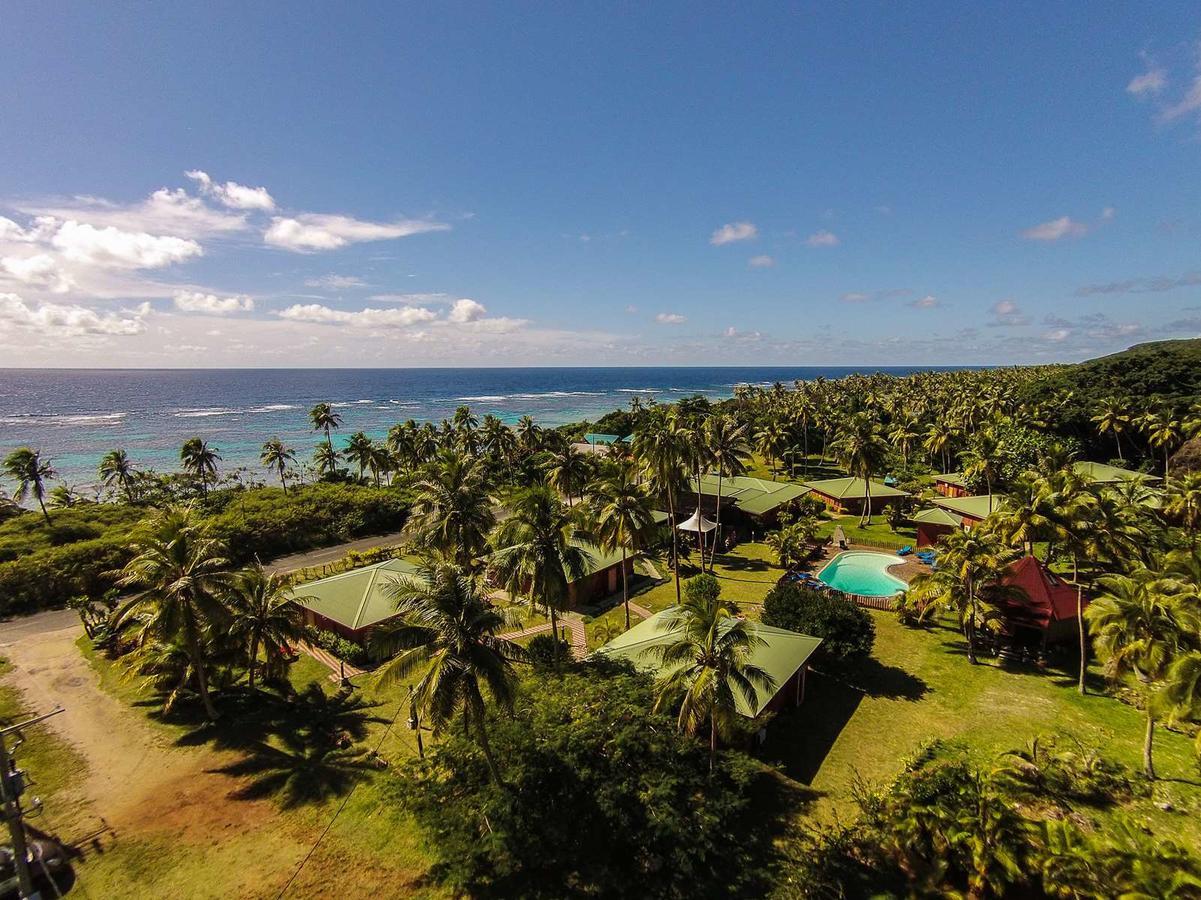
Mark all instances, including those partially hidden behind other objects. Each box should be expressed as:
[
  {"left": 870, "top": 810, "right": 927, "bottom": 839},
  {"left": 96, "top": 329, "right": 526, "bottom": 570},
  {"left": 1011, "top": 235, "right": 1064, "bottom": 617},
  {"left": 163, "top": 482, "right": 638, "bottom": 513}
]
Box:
[
  {"left": 98, "top": 448, "right": 136, "bottom": 503},
  {"left": 259, "top": 438, "right": 295, "bottom": 495},
  {"left": 590, "top": 468, "right": 657, "bottom": 629},
  {"left": 833, "top": 412, "right": 889, "bottom": 527},
  {"left": 227, "top": 565, "right": 304, "bottom": 690},
  {"left": 179, "top": 437, "right": 221, "bottom": 498},
  {"left": 633, "top": 412, "right": 690, "bottom": 605},
  {"left": 408, "top": 453, "right": 496, "bottom": 568},
  {"left": 705, "top": 416, "right": 751, "bottom": 572},
  {"left": 308, "top": 402, "right": 343, "bottom": 457},
  {"left": 3, "top": 447, "right": 55, "bottom": 523}
]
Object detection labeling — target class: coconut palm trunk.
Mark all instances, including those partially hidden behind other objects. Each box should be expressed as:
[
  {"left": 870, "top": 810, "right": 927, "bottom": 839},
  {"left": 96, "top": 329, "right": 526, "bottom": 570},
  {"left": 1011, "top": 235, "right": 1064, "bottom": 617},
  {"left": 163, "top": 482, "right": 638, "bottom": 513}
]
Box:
[
  {"left": 713, "top": 470, "right": 725, "bottom": 574},
  {"left": 248, "top": 632, "right": 261, "bottom": 690},
  {"left": 621, "top": 547, "right": 631, "bottom": 629},
  {"left": 1143, "top": 703, "right": 1156, "bottom": 780},
  {"left": 186, "top": 621, "right": 219, "bottom": 720},
  {"left": 1077, "top": 582, "right": 1087, "bottom": 695}
]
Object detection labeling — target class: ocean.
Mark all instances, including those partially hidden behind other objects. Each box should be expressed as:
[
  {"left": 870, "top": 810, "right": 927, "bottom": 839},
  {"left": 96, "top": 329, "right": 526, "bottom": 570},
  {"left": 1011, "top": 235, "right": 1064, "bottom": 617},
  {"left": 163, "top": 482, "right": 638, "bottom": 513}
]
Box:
[{"left": 1, "top": 366, "right": 944, "bottom": 489}]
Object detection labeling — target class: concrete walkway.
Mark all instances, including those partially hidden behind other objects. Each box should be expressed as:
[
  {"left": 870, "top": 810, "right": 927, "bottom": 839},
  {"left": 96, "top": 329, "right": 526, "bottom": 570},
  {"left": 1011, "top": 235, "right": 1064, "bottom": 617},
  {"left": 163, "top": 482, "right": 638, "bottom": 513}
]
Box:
[
  {"left": 500, "top": 615, "right": 588, "bottom": 659},
  {"left": 297, "top": 641, "right": 366, "bottom": 683}
]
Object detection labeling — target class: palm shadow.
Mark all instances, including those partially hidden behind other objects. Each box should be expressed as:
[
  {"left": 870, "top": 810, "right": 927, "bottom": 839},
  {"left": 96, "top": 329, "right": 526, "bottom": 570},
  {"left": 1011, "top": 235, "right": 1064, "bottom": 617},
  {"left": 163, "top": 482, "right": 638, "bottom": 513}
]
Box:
[
  {"left": 210, "top": 730, "right": 377, "bottom": 808},
  {"left": 831, "top": 656, "right": 929, "bottom": 701}
]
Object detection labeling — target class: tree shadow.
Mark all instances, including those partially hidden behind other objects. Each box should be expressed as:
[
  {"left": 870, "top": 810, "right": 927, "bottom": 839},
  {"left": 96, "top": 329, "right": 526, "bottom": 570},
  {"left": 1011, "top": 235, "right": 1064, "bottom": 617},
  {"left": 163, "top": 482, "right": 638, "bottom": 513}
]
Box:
[
  {"left": 760, "top": 672, "right": 864, "bottom": 784},
  {"left": 209, "top": 730, "right": 377, "bottom": 808},
  {"left": 832, "top": 657, "right": 929, "bottom": 701},
  {"left": 712, "top": 553, "right": 772, "bottom": 574}
]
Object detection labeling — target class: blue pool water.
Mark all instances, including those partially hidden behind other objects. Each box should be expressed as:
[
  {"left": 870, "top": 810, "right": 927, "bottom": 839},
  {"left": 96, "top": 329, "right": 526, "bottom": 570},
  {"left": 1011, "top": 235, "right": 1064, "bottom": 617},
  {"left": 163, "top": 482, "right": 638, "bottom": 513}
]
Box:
[{"left": 817, "top": 551, "right": 906, "bottom": 597}]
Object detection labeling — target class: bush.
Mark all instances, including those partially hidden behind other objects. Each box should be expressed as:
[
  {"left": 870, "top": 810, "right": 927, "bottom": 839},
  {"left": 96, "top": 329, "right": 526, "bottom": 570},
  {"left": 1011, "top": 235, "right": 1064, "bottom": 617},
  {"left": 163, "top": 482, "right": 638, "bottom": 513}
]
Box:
[
  {"left": 304, "top": 626, "right": 373, "bottom": 668},
  {"left": 399, "top": 664, "right": 773, "bottom": 898},
  {"left": 761, "top": 583, "right": 875, "bottom": 664},
  {"left": 683, "top": 572, "right": 721, "bottom": 605},
  {"left": 524, "top": 634, "right": 572, "bottom": 670}
]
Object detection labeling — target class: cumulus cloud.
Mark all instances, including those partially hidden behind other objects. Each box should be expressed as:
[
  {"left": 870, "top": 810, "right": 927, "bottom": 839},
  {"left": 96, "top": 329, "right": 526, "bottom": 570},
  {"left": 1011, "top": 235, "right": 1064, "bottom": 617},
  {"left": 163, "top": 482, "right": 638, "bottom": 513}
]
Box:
[
  {"left": 989, "top": 299, "right": 1029, "bottom": 327},
  {"left": 805, "top": 230, "right": 839, "bottom": 248},
  {"left": 18, "top": 188, "right": 248, "bottom": 239},
  {"left": 185, "top": 170, "right": 275, "bottom": 211},
  {"left": 748, "top": 254, "right": 774, "bottom": 268},
  {"left": 655, "top": 312, "right": 687, "bottom": 325},
  {"left": 265, "top": 213, "right": 449, "bottom": 252},
  {"left": 447, "top": 298, "right": 487, "bottom": 323},
  {"left": 910, "top": 295, "right": 940, "bottom": 309},
  {"left": 50, "top": 220, "right": 203, "bottom": 269},
  {"left": 173, "top": 290, "right": 255, "bottom": 315},
  {"left": 277, "top": 303, "right": 439, "bottom": 328},
  {"left": 1020, "top": 216, "right": 1088, "bottom": 242},
  {"left": 0, "top": 254, "right": 71, "bottom": 292},
  {"left": 0, "top": 292, "right": 149, "bottom": 336},
  {"left": 709, "top": 221, "right": 757, "bottom": 245}
]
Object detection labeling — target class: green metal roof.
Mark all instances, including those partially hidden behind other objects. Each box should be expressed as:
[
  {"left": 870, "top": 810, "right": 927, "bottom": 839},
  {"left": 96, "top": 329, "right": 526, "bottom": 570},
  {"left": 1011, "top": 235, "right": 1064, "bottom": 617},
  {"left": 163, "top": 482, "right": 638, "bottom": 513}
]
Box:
[
  {"left": 910, "top": 506, "right": 962, "bottom": 527},
  {"left": 801, "top": 476, "right": 909, "bottom": 501},
  {"left": 934, "top": 472, "right": 968, "bottom": 486},
  {"left": 1072, "top": 461, "right": 1161, "bottom": 484},
  {"left": 933, "top": 494, "right": 1004, "bottom": 521},
  {"left": 597, "top": 608, "right": 822, "bottom": 717},
  {"left": 288, "top": 557, "right": 423, "bottom": 632},
  {"left": 584, "top": 433, "right": 621, "bottom": 445},
  {"left": 690, "top": 474, "right": 811, "bottom": 516}
]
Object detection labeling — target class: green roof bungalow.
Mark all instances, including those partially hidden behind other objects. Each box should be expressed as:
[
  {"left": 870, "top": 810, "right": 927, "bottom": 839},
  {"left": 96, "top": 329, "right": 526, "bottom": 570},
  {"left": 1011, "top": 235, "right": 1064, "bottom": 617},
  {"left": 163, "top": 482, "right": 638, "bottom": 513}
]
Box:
[
  {"left": 933, "top": 471, "right": 971, "bottom": 498},
  {"left": 287, "top": 557, "right": 423, "bottom": 643},
  {"left": 910, "top": 505, "right": 963, "bottom": 547},
  {"left": 1071, "top": 461, "right": 1162, "bottom": 485},
  {"left": 932, "top": 494, "right": 1004, "bottom": 527},
  {"left": 597, "top": 608, "right": 823, "bottom": 718},
  {"left": 687, "top": 474, "right": 811, "bottom": 530},
  {"left": 801, "top": 476, "right": 909, "bottom": 516},
  {"left": 485, "top": 540, "right": 635, "bottom": 611}
]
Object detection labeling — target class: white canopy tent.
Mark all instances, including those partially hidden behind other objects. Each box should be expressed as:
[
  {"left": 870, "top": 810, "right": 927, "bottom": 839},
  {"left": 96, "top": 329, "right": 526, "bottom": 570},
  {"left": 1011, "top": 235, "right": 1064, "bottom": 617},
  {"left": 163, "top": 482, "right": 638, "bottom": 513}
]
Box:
[{"left": 677, "top": 508, "right": 717, "bottom": 533}]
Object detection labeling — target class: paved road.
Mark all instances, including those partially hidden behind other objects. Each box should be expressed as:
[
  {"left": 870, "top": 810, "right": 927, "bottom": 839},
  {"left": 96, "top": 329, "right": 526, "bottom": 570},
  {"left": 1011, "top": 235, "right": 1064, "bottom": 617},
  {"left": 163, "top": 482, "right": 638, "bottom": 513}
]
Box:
[
  {"left": 264, "top": 530, "right": 409, "bottom": 574},
  {"left": 0, "top": 608, "right": 81, "bottom": 643}
]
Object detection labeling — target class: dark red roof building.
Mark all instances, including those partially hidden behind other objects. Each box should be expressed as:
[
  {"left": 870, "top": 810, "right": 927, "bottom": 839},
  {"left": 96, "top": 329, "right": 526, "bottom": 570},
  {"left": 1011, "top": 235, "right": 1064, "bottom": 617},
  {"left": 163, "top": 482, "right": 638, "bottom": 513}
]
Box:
[{"left": 997, "top": 556, "right": 1088, "bottom": 650}]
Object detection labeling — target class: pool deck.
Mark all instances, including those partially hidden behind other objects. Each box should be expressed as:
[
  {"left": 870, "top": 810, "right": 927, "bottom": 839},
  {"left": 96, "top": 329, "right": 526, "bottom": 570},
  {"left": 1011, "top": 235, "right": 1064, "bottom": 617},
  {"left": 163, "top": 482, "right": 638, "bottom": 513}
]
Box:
[{"left": 810, "top": 544, "right": 927, "bottom": 585}]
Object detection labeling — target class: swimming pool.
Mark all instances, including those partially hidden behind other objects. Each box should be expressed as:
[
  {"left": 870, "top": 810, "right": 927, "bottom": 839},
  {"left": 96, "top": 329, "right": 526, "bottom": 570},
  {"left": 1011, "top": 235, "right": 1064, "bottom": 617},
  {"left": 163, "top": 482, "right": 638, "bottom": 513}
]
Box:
[{"left": 817, "top": 551, "right": 907, "bottom": 597}]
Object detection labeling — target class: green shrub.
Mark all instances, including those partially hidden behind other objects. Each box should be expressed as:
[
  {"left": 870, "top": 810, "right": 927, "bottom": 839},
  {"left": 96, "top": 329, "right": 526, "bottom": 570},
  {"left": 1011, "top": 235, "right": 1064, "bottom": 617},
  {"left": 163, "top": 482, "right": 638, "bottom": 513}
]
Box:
[
  {"left": 525, "top": 634, "right": 572, "bottom": 670},
  {"left": 761, "top": 582, "right": 875, "bottom": 664}
]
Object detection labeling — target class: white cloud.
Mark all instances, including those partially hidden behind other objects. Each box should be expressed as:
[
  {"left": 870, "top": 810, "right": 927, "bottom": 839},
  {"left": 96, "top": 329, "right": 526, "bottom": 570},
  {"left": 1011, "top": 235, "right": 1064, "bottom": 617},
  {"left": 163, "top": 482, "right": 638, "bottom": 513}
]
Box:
[
  {"left": 655, "top": 312, "right": 687, "bottom": 325},
  {"left": 448, "top": 298, "right": 487, "bottom": 323},
  {"left": 185, "top": 170, "right": 275, "bottom": 211},
  {"left": 304, "top": 274, "right": 368, "bottom": 289},
  {"left": 0, "top": 292, "right": 149, "bottom": 336},
  {"left": 1043, "top": 327, "right": 1072, "bottom": 342},
  {"left": 277, "top": 303, "right": 439, "bottom": 328},
  {"left": 989, "top": 298, "right": 1029, "bottom": 327},
  {"left": 265, "top": 213, "right": 449, "bottom": 252},
  {"left": 840, "top": 291, "right": 870, "bottom": 303},
  {"left": 51, "top": 220, "right": 203, "bottom": 269},
  {"left": 368, "top": 292, "right": 451, "bottom": 305},
  {"left": 1158, "top": 74, "right": 1201, "bottom": 122},
  {"left": 1020, "top": 216, "right": 1088, "bottom": 241},
  {"left": 173, "top": 290, "right": 255, "bottom": 315},
  {"left": 805, "top": 230, "right": 840, "bottom": 248},
  {"left": 1101, "top": 206, "right": 1116, "bottom": 221},
  {"left": 0, "top": 254, "right": 71, "bottom": 292},
  {"left": 748, "top": 254, "right": 774, "bottom": 268},
  {"left": 18, "top": 189, "right": 248, "bottom": 239},
  {"left": 1127, "top": 68, "right": 1167, "bottom": 97},
  {"left": 910, "top": 295, "right": 939, "bottom": 309},
  {"left": 709, "top": 221, "right": 757, "bottom": 245}
]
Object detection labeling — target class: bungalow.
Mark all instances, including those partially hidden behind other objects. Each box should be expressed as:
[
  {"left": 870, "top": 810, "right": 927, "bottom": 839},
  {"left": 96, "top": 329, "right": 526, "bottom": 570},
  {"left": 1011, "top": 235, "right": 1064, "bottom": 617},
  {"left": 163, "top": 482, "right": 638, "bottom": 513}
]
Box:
[
  {"left": 686, "top": 474, "right": 811, "bottom": 530},
  {"left": 1072, "top": 460, "right": 1161, "bottom": 485},
  {"left": 571, "top": 432, "right": 625, "bottom": 457},
  {"left": 287, "top": 557, "right": 423, "bottom": 644},
  {"left": 931, "top": 493, "right": 1003, "bottom": 527},
  {"left": 801, "top": 476, "right": 909, "bottom": 516},
  {"left": 910, "top": 506, "right": 963, "bottom": 547},
  {"left": 486, "top": 540, "right": 635, "bottom": 610},
  {"left": 933, "top": 472, "right": 971, "bottom": 498},
  {"left": 996, "top": 555, "right": 1088, "bottom": 655},
  {"left": 597, "top": 609, "right": 823, "bottom": 718}
]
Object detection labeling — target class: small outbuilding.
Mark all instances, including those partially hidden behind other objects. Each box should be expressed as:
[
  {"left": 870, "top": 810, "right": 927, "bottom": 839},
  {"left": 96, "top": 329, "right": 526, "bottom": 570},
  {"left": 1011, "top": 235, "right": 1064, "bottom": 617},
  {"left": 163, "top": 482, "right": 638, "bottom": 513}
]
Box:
[
  {"left": 597, "top": 609, "right": 823, "bottom": 717},
  {"left": 1072, "top": 460, "right": 1161, "bottom": 485},
  {"left": 933, "top": 472, "right": 971, "bottom": 498}
]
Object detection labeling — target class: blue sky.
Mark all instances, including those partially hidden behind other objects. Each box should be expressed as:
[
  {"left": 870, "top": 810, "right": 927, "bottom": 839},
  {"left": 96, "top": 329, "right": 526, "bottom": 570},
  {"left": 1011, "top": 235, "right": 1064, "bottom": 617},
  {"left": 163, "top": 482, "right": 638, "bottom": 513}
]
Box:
[{"left": 1, "top": 2, "right": 1199, "bottom": 367}]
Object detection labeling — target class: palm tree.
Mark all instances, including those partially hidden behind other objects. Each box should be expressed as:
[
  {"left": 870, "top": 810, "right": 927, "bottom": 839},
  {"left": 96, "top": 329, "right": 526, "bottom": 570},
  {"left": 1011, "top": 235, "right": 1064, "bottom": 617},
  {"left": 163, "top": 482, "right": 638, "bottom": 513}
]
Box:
[
  {"left": 112, "top": 508, "right": 233, "bottom": 721},
  {"left": 1085, "top": 569, "right": 1196, "bottom": 778},
  {"left": 98, "top": 449, "right": 136, "bottom": 503},
  {"left": 3, "top": 447, "right": 55, "bottom": 523},
  {"left": 343, "top": 431, "right": 374, "bottom": 482},
  {"left": 546, "top": 445, "right": 590, "bottom": 506},
  {"left": 516, "top": 415, "right": 541, "bottom": 453},
  {"left": 1140, "top": 410, "right": 1183, "bottom": 478},
  {"left": 649, "top": 581, "right": 774, "bottom": 772},
  {"left": 259, "top": 438, "right": 295, "bottom": 494},
  {"left": 371, "top": 561, "right": 523, "bottom": 784},
  {"left": 923, "top": 420, "right": 957, "bottom": 473},
  {"left": 634, "top": 414, "right": 690, "bottom": 606},
  {"left": 312, "top": 443, "right": 340, "bottom": 479},
  {"left": 706, "top": 416, "right": 750, "bottom": 572},
  {"left": 1164, "top": 473, "right": 1201, "bottom": 550},
  {"left": 409, "top": 453, "right": 496, "bottom": 568},
  {"left": 959, "top": 428, "right": 1003, "bottom": 497},
  {"left": 489, "top": 485, "right": 592, "bottom": 638},
  {"left": 366, "top": 443, "right": 391, "bottom": 487},
  {"left": 753, "top": 421, "right": 788, "bottom": 473},
  {"left": 989, "top": 472, "right": 1053, "bottom": 558},
  {"left": 833, "top": 412, "right": 889, "bottom": 527},
  {"left": 227, "top": 565, "right": 305, "bottom": 689},
  {"left": 180, "top": 437, "right": 221, "bottom": 498},
  {"left": 1092, "top": 397, "right": 1132, "bottom": 461},
  {"left": 591, "top": 471, "right": 657, "bottom": 629},
  {"left": 905, "top": 528, "right": 1021, "bottom": 664},
  {"left": 309, "top": 402, "right": 343, "bottom": 456},
  {"left": 887, "top": 415, "right": 920, "bottom": 467}
]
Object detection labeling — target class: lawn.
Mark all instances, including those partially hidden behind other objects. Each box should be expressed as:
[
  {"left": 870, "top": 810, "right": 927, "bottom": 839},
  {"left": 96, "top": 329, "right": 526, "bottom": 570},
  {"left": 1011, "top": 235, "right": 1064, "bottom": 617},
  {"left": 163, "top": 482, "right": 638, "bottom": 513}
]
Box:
[
  {"left": 633, "top": 540, "right": 784, "bottom": 614},
  {"left": 814, "top": 513, "right": 915, "bottom": 549},
  {"left": 762, "top": 611, "right": 1201, "bottom": 848}
]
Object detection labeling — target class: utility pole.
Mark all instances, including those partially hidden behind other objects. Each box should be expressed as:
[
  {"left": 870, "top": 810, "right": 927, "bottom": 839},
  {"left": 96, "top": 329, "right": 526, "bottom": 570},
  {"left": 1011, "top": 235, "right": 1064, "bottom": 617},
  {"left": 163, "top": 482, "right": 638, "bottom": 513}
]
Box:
[{"left": 0, "top": 707, "right": 64, "bottom": 900}]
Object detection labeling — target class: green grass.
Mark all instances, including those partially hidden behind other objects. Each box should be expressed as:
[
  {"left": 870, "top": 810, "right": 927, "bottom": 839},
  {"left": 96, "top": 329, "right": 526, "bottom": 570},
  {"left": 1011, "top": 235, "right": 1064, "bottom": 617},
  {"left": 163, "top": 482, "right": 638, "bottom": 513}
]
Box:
[
  {"left": 635, "top": 541, "right": 783, "bottom": 614},
  {"left": 762, "top": 611, "right": 1201, "bottom": 847},
  {"left": 815, "top": 514, "right": 915, "bottom": 548}
]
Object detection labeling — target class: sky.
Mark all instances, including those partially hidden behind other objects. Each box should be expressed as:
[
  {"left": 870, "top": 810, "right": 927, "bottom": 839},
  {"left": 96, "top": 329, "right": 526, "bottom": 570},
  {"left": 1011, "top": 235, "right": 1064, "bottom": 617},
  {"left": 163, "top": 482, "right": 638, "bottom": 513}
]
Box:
[{"left": 1, "top": 2, "right": 1200, "bottom": 368}]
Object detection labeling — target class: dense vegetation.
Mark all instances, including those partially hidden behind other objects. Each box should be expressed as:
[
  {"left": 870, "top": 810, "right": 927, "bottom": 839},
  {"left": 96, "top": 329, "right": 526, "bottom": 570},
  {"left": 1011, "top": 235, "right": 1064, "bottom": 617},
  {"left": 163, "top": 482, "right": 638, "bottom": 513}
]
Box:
[{"left": 761, "top": 582, "right": 875, "bottom": 665}]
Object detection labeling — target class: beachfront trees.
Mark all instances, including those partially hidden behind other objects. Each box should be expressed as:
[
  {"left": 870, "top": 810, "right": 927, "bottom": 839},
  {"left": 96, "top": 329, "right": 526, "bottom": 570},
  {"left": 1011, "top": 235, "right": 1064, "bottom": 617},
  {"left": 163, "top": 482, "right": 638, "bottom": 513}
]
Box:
[
  {"left": 309, "top": 402, "right": 343, "bottom": 456},
  {"left": 180, "top": 437, "right": 221, "bottom": 498},
  {"left": 706, "top": 415, "right": 751, "bottom": 571},
  {"left": 546, "top": 445, "right": 590, "bottom": 506},
  {"left": 590, "top": 470, "right": 657, "bottom": 629},
  {"left": 1085, "top": 569, "right": 1198, "bottom": 778},
  {"left": 3, "top": 447, "right": 55, "bottom": 523},
  {"left": 634, "top": 412, "right": 690, "bottom": 605},
  {"left": 259, "top": 438, "right": 295, "bottom": 495},
  {"left": 113, "top": 508, "right": 232, "bottom": 721},
  {"left": 98, "top": 449, "right": 136, "bottom": 503},
  {"left": 489, "top": 484, "right": 591, "bottom": 638},
  {"left": 373, "top": 561, "right": 522, "bottom": 784},
  {"left": 227, "top": 565, "right": 303, "bottom": 690},
  {"left": 833, "top": 412, "right": 889, "bottom": 527},
  {"left": 650, "top": 576, "right": 774, "bottom": 772},
  {"left": 409, "top": 453, "right": 495, "bottom": 569},
  {"left": 312, "top": 443, "right": 340, "bottom": 480},
  {"left": 904, "top": 529, "right": 1021, "bottom": 664},
  {"left": 753, "top": 421, "right": 788, "bottom": 473}
]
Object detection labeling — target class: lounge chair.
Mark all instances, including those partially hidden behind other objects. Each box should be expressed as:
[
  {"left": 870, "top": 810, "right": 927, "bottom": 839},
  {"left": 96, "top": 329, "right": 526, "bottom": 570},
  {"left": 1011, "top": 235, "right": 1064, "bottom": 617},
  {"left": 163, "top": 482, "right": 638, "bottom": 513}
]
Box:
[{"left": 897, "top": 546, "right": 913, "bottom": 556}]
